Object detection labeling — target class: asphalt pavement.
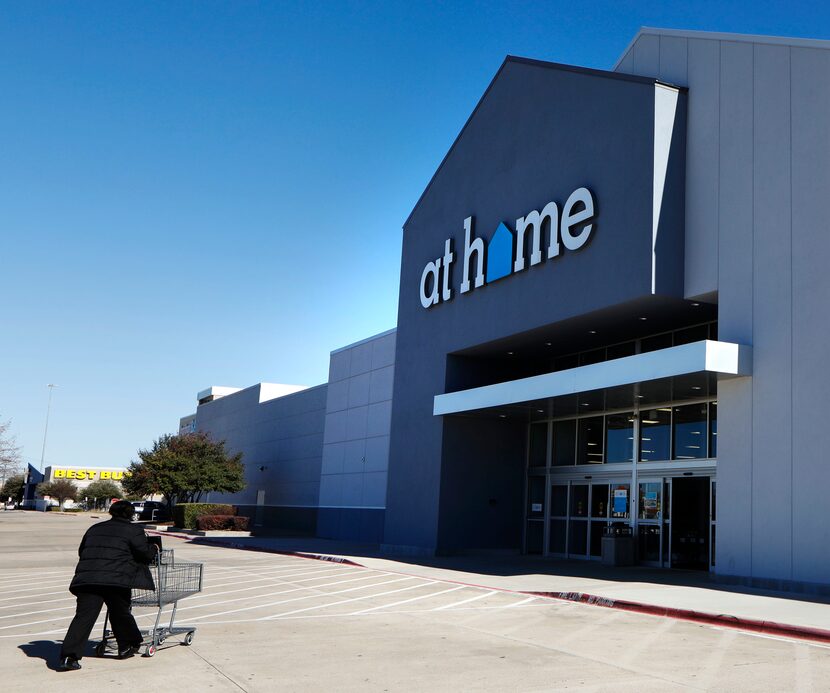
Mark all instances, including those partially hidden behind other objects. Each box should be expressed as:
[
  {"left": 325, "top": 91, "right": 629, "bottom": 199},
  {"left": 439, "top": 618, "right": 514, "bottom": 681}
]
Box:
[{"left": 3, "top": 511, "right": 830, "bottom": 692}]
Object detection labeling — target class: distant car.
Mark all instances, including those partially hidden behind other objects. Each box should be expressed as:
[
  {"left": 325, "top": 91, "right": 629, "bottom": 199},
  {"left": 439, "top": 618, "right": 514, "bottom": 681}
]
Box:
[{"left": 130, "top": 501, "right": 168, "bottom": 522}]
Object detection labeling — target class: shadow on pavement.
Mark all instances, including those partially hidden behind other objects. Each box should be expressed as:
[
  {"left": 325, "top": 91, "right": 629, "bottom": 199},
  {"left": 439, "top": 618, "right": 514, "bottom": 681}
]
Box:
[
  {"left": 18, "top": 641, "right": 63, "bottom": 671},
  {"left": 185, "top": 533, "right": 830, "bottom": 606}
]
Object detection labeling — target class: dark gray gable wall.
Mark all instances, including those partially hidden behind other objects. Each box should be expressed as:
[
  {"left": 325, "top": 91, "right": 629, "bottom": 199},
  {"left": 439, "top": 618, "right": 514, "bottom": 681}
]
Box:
[{"left": 385, "top": 57, "right": 686, "bottom": 553}]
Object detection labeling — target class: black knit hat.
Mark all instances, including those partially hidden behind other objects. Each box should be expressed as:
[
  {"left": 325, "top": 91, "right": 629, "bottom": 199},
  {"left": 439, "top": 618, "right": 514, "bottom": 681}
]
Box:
[{"left": 109, "top": 500, "right": 134, "bottom": 519}]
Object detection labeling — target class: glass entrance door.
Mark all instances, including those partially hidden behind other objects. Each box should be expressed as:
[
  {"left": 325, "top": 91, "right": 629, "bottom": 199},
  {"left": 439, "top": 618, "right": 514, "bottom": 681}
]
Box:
[
  {"left": 546, "top": 481, "right": 625, "bottom": 559},
  {"left": 637, "top": 479, "right": 663, "bottom": 565},
  {"left": 670, "top": 476, "right": 710, "bottom": 570}
]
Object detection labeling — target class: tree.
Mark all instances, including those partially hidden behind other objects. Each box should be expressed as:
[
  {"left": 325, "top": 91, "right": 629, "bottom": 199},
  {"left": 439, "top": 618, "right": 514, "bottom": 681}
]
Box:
[
  {"left": 1, "top": 473, "right": 25, "bottom": 505},
  {"left": 84, "top": 479, "right": 123, "bottom": 508},
  {"left": 38, "top": 479, "right": 79, "bottom": 511},
  {"left": 123, "top": 432, "right": 245, "bottom": 508},
  {"left": 0, "top": 418, "right": 22, "bottom": 489}
]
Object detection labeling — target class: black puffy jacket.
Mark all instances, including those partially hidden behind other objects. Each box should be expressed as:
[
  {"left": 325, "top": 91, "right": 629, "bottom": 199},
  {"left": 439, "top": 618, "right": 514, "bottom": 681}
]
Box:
[{"left": 69, "top": 517, "right": 156, "bottom": 593}]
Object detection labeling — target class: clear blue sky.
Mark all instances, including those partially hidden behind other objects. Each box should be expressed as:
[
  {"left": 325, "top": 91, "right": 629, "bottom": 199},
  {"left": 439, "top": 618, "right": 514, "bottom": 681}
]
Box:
[{"left": 2, "top": 0, "right": 827, "bottom": 471}]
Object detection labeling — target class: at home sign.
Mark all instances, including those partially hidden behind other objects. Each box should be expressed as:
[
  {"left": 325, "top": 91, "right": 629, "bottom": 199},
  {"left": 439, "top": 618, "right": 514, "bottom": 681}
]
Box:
[{"left": 419, "top": 187, "right": 596, "bottom": 309}]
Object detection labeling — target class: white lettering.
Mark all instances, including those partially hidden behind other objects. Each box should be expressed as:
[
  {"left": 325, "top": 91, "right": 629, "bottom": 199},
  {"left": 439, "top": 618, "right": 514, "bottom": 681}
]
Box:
[
  {"left": 441, "top": 239, "right": 454, "bottom": 302},
  {"left": 561, "top": 187, "right": 595, "bottom": 251},
  {"left": 419, "top": 259, "right": 441, "bottom": 309},
  {"left": 460, "top": 216, "right": 484, "bottom": 293},
  {"left": 515, "top": 201, "right": 559, "bottom": 272}
]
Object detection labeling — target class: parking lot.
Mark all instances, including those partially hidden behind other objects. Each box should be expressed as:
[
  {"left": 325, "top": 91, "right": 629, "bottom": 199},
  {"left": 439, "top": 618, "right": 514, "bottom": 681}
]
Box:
[{"left": 2, "top": 512, "right": 830, "bottom": 692}]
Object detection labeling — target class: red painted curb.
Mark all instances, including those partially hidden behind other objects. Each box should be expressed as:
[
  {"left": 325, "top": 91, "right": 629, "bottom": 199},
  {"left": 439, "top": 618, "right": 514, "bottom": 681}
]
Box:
[
  {"left": 144, "top": 529, "right": 366, "bottom": 567},
  {"left": 146, "top": 530, "right": 830, "bottom": 645},
  {"left": 524, "top": 590, "right": 830, "bottom": 644}
]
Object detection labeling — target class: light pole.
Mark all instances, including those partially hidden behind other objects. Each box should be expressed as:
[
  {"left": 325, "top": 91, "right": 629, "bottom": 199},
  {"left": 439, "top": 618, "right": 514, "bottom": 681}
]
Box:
[{"left": 39, "top": 384, "right": 57, "bottom": 473}]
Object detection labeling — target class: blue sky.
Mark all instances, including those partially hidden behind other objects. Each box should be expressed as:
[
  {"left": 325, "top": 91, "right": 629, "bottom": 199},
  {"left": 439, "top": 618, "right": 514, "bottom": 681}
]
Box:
[{"left": 2, "top": 1, "right": 828, "bottom": 470}]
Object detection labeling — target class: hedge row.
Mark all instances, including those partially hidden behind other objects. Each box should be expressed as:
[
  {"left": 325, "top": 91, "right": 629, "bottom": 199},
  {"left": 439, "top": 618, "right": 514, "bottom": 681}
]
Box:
[
  {"left": 173, "top": 503, "right": 236, "bottom": 529},
  {"left": 196, "top": 515, "right": 250, "bottom": 531}
]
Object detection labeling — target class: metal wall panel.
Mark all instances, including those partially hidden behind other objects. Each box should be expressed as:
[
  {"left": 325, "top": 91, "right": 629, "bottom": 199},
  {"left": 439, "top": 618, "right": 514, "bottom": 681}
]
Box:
[
  {"left": 751, "top": 43, "right": 793, "bottom": 581},
  {"left": 714, "top": 41, "right": 755, "bottom": 579},
  {"left": 659, "top": 36, "right": 688, "bottom": 86},
  {"left": 633, "top": 33, "right": 660, "bottom": 77},
  {"left": 684, "top": 39, "right": 720, "bottom": 299},
  {"left": 791, "top": 47, "right": 830, "bottom": 585}
]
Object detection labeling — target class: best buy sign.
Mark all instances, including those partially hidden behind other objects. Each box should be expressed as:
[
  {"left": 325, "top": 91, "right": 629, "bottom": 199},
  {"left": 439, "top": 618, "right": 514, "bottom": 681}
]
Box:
[
  {"left": 53, "top": 468, "right": 128, "bottom": 481},
  {"left": 419, "top": 187, "right": 596, "bottom": 309}
]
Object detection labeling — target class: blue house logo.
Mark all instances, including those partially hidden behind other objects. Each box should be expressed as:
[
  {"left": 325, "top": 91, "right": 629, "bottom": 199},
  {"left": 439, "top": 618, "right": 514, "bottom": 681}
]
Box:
[
  {"left": 419, "top": 187, "right": 596, "bottom": 309},
  {"left": 486, "top": 223, "right": 513, "bottom": 284}
]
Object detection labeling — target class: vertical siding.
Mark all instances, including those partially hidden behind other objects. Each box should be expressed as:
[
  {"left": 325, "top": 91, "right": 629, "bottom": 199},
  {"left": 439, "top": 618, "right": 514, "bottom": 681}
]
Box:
[
  {"left": 632, "top": 34, "right": 660, "bottom": 77},
  {"left": 658, "top": 36, "right": 688, "bottom": 85},
  {"left": 751, "top": 44, "right": 792, "bottom": 581},
  {"left": 319, "top": 332, "right": 395, "bottom": 511},
  {"left": 715, "top": 41, "right": 755, "bottom": 578},
  {"left": 790, "top": 47, "right": 830, "bottom": 584},
  {"left": 616, "top": 31, "right": 830, "bottom": 586},
  {"left": 684, "top": 40, "right": 721, "bottom": 299},
  {"left": 617, "top": 50, "right": 635, "bottom": 74}
]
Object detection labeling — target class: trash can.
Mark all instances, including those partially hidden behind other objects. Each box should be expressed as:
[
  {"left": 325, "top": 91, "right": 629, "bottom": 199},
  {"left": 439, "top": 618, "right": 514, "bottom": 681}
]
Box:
[{"left": 601, "top": 525, "right": 634, "bottom": 566}]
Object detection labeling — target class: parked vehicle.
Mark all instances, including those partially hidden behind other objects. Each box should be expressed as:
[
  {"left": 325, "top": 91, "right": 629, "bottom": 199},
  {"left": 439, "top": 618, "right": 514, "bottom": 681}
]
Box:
[{"left": 130, "top": 501, "right": 168, "bottom": 522}]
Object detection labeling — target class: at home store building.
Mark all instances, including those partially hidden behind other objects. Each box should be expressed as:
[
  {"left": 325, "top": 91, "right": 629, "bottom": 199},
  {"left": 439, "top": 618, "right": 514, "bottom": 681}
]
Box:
[{"left": 189, "top": 28, "right": 830, "bottom": 593}]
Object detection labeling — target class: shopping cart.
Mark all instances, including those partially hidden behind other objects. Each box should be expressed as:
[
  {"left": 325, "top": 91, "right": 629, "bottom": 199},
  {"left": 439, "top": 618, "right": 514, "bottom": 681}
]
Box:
[{"left": 96, "top": 548, "right": 204, "bottom": 657}]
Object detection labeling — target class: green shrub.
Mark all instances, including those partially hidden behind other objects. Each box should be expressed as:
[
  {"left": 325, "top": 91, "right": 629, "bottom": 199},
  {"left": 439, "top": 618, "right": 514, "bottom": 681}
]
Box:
[
  {"left": 196, "top": 514, "right": 250, "bottom": 531},
  {"left": 173, "top": 503, "right": 235, "bottom": 529}
]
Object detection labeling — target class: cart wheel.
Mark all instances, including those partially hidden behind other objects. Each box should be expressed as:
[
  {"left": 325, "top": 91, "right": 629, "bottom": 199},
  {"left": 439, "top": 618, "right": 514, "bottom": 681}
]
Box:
[
  {"left": 183, "top": 631, "right": 194, "bottom": 646},
  {"left": 144, "top": 645, "right": 156, "bottom": 657},
  {"left": 95, "top": 642, "right": 107, "bottom": 657},
  {"left": 157, "top": 635, "right": 166, "bottom": 645}
]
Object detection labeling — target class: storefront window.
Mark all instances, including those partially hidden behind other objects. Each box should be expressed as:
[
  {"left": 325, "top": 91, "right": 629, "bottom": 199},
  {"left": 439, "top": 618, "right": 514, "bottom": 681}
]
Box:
[
  {"left": 709, "top": 401, "right": 717, "bottom": 458},
  {"left": 610, "top": 484, "right": 630, "bottom": 519},
  {"left": 528, "top": 422, "right": 548, "bottom": 468},
  {"left": 605, "top": 413, "right": 634, "bottom": 463},
  {"left": 551, "top": 484, "right": 568, "bottom": 517},
  {"left": 673, "top": 403, "right": 708, "bottom": 459},
  {"left": 640, "top": 408, "right": 671, "bottom": 461},
  {"left": 591, "top": 484, "right": 609, "bottom": 518},
  {"left": 570, "top": 485, "right": 589, "bottom": 517},
  {"left": 606, "top": 341, "right": 635, "bottom": 360},
  {"left": 577, "top": 416, "right": 604, "bottom": 464},
  {"left": 552, "top": 419, "right": 576, "bottom": 466},
  {"left": 638, "top": 481, "right": 661, "bottom": 520},
  {"left": 579, "top": 348, "right": 606, "bottom": 366}
]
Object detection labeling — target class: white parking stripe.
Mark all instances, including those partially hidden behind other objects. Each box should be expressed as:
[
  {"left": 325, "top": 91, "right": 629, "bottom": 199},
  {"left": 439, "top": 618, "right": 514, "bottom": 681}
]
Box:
[
  {"left": 0, "top": 601, "right": 558, "bottom": 639},
  {"left": 0, "top": 595, "right": 74, "bottom": 610},
  {"left": 431, "top": 590, "right": 497, "bottom": 611},
  {"left": 168, "top": 572, "right": 393, "bottom": 615},
  {"left": 0, "top": 578, "right": 76, "bottom": 595},
  {"left": 0, "top": 589, "right": 69, "bottom": 603},
  {"left": 0, "top": 604, "right": 75, "bottom": 619},
  {"left": 198, "top": 566, "right": 354, "bottom": 591},
  {"left": 186, "top": 576, "right": 418, "bottom": 623},
  {"left": 182, "top": 568, "right": 359, "bottom": 602},
  {"left": 0, "top": 572, "right": 394, "bottom": 631},
  {"left": 266, "top": 581, "right": 441, "bottom": 620},
  {"left": 350, "top": 584, "right": 464, "bottom": 615},
  {"left": 0, "top": 571, "right": 74, "bottom": 586},
  {"left": 502, "top": 596, "right": 537, "bottom": 608}
]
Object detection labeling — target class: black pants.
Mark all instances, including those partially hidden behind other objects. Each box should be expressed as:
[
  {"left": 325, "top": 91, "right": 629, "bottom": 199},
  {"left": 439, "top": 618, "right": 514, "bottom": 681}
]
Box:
[{"left": 60, "top": 587, "right": 142, "bottom": 659}]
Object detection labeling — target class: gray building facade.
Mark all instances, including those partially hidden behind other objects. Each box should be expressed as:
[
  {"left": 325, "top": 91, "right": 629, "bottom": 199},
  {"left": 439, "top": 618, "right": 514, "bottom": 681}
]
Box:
[{"left": 184, "top": 28, "right": 830, "bottom": 593}]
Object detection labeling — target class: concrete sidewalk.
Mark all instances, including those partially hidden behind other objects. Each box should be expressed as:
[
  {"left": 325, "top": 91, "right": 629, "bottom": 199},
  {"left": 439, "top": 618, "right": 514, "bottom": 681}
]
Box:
[{"left": 150, "top": 531, "right": 830, "bottom": 639}]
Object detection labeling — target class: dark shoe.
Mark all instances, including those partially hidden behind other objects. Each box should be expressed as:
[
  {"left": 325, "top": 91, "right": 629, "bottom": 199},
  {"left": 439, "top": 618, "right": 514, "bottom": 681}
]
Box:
[
  {"left": 57, "top": 656, "right": 82, "bottom": 671},
  {"left": 117, "top": 645, "right": 141, "bottom": 659}
]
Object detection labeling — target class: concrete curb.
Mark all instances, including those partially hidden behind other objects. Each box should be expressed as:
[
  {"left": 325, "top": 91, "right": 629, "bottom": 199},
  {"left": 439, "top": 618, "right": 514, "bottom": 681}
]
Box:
[
  {"left": 524, "top": 590, "right": 830, "bottom": 644},
  {"left": 148, "top": 530, "right": 830, "bottom": 644}
]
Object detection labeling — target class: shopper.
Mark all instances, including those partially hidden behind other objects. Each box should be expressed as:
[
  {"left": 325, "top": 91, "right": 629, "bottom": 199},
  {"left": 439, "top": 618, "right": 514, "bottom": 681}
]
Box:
[{"left": 57, "top": 500, "right": 156, "bottom": 671}]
